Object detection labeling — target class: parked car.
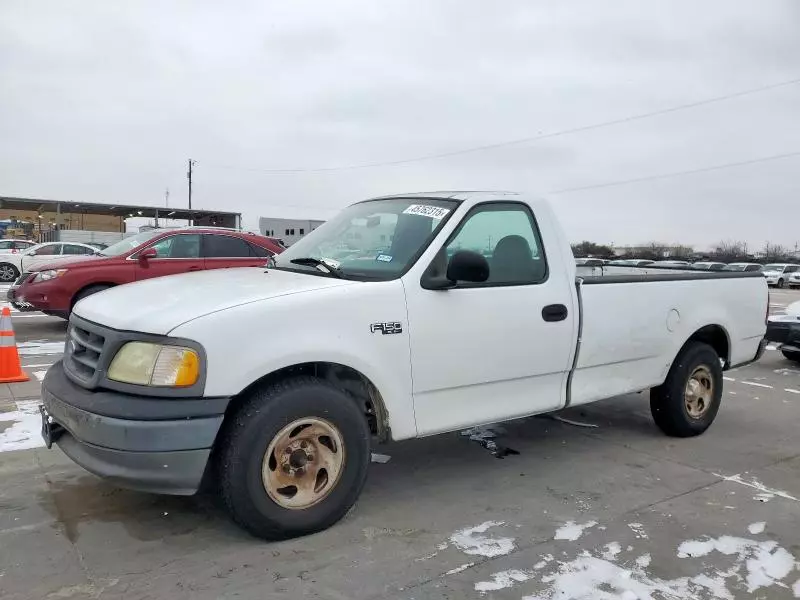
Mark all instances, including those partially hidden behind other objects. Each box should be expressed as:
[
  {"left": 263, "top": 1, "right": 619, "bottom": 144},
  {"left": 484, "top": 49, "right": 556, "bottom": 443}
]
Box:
[
  {"left": 761, "top": 263, "right": 800, "bottom": 288},
  {"left": 723, "top": 263, "right": 763, "bottom": 272},
  {"left": 651, "top": 260, "right": 691, "bottom": 269},
  {"left": 608, "top": 259, "right": 655, "bottom": 267},
  {"left": 765, "top": 300, "right": 800, "bottom": 363},
  {"left": 0, "top": 241, "right": 101, "bottom": 283},
  {"left": 7, "top": 227, "right": 283, "bottom": 317},
  {"left": 789, "top": 270, "right": 800, "bottom": 289},
  {"left": 692, "top": 262, "right": 726, "bottom": 271},
  {"left": 0, "top": 239, "right": 36, "bottom": 255},
  {"left": 40, "top": 191, "right": 768, "bottom": 540},
  {"left": 575, "top": 258, "right": 605, "bottom": 267}
]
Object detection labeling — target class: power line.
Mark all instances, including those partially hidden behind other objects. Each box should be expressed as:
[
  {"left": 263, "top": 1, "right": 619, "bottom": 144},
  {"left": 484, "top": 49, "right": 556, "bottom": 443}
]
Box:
[
  {"left": 203, "top": 76, "right": 800, "bottom": 174},
  {"left": 549, "top": 149, "right": 800, "bottom": 195}
]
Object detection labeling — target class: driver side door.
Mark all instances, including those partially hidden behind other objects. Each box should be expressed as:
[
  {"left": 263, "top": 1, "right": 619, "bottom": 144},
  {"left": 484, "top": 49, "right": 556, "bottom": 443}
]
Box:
[{"left": 404, "top": 202, "right": 576, "bottom": 435}]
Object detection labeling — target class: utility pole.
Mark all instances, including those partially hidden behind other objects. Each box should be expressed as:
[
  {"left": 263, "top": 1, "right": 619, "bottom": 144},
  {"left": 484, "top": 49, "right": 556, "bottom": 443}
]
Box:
[
  {"left": 165, "top": 188, "right": 170, "bottom": 208},
  {"left": 187, "top": 159, "right": 196, "bottom": 225}
]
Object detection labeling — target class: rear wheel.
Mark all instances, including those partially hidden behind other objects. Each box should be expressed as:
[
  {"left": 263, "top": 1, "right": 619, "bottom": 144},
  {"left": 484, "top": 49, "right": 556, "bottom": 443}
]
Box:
[
  {"left": 650, "top": 342, "right": 723, "bottom": 437},
  {"left": 781, "top": 348, "right": 800, "bottom": 365},
  {"left": 0, "top": 263, "right": 19, "bottom": 283},
  {"left": 217, "top": 376, "right": 371, "bottom": 540}
]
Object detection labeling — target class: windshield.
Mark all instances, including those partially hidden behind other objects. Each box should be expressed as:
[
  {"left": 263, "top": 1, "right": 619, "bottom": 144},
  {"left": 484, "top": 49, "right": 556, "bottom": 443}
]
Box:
[
  {"left": 723, "top": 264, "right": 746, "bottom": 271},
  {"left": 763, "top": 264, "right": 783, "bottom": 272},
  {"left": 272, "top": 198, "right": 458, "bottom": 280},
  {"left": 100, "top": 230, "right": 165, "bottom": 257}
]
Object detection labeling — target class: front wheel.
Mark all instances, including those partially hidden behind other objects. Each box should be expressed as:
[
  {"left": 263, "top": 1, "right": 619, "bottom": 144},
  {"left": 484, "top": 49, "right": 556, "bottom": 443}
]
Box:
[
  {"left": 777, "top": 278, "right": 785, "bottom": 289},
  {"left": 0, "top": 263, "right": 19, "bottom": 283},
  {"left": 782, "top": 348, "right": 800, "bottom": 365},
  {"left": 217, "top": 376, "right": 371, "bottom": 540},
  {"left": 650, "top": 342, "right": 723, "bottom": 437}
]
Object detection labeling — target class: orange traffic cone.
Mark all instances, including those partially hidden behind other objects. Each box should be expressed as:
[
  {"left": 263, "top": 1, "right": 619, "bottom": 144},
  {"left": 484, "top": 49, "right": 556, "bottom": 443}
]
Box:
[{"left": 0, "top": 307, "right": 29, "bottom": 383}]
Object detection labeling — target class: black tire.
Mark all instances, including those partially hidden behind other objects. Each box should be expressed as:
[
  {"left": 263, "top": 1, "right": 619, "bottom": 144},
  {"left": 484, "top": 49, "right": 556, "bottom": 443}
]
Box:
[
  {"left": 0, "top": 263, "right": 19, "bottom": 283},
  {"left": 650, "top": 342, "right": 723, "bottom": 437},
  {"left": 72, "top": 284, "right": 112, "bottom": 308},
  {"left": 217, "top": 376, "right": 371, "bottom": 540},
  {"left": 777, "top": 278, "right": 785, "bottom": 289},
  {"left": 781, "top": 348, "right": 800, "bottom": 365}
]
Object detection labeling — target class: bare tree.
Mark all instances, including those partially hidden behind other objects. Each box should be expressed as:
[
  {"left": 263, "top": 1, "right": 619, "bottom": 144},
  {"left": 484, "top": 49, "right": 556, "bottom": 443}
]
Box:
[
  {"left": 711, "top": 240, "right": 749, "bottom": 263},
  {"left": 761, "top": 242, "right": 791, "bottom": 262}
]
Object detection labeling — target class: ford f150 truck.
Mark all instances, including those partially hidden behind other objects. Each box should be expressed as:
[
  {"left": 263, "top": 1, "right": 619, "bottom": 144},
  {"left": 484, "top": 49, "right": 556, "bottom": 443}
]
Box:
[{"left": 40, "top": 191, "right": 768, "bottom": 540}]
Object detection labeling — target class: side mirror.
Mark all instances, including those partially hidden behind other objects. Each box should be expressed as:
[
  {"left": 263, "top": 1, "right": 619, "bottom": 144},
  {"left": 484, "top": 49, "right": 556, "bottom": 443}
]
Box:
[
  {"left": 138, "top": 247, "right": 158, "bottom": 262},
  {"left": 422, "top": 250, "right": 490, "bottom": 290}
]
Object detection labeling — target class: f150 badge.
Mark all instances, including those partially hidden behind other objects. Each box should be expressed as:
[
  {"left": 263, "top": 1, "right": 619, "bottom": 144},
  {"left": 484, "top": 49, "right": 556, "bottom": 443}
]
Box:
[{"left": 370, "top": 322, "right": 403, "bottom": 335}]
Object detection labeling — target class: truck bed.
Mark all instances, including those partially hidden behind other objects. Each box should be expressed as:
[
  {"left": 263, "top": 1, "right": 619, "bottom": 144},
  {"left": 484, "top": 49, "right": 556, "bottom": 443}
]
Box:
[{"left": 568, "top": 267, "right": 767, "bottom": 408}]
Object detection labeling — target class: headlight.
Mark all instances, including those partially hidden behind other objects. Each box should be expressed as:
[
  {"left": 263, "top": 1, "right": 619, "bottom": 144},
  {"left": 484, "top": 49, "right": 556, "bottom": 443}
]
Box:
[
  {"left": 34, "top": 269, "right": 68, "bottom": 282},
  {"left": 107, "top": 342, "right": 200, "bottom": 387}
]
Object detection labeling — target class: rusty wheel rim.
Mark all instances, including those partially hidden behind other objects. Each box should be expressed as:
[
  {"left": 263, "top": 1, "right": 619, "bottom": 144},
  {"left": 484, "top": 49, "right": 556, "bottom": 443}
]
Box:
[
  {"left": 685, "top": 365, "right": 714, "bottom": 418},
  {"left": 262, "top": 417, "right": 345, "bottom": 510}
]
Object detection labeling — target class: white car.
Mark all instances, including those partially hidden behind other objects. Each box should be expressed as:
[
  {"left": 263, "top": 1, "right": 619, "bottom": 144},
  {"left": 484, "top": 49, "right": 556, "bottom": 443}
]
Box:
[
  {"left": 723, "top": 263, "right": 763, "bottom": 273},
  {"left": 761, "top": 263, "right": 800, "bottom": 288},
  {"left": 41, "top": 191, "right": 768, "bottom": 539},
  {"left": 789, "top": 271, "right": 800, "bottom": 289},
  {"left": 0, "top": 241, "right": 100, "bottom": 283},
  {"left": 692, "top": 262, "right": 726, "bottom": 271}
]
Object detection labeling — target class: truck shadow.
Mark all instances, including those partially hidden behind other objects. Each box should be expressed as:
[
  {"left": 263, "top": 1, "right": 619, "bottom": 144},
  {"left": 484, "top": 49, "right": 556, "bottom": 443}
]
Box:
[{"left": 35, "top": 395, "right": 660, "bottom": 548}]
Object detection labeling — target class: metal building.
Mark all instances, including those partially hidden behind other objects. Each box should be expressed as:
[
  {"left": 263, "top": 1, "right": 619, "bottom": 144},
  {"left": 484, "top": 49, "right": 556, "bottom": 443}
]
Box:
[{"left": 259, "top": 217, "right": 325, "bottom": 246}]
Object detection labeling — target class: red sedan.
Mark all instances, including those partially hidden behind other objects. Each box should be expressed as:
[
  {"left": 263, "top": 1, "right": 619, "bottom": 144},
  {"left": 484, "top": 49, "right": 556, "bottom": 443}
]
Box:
[{"left": 7, "top": 228, "right": 283, "bottom": 318}]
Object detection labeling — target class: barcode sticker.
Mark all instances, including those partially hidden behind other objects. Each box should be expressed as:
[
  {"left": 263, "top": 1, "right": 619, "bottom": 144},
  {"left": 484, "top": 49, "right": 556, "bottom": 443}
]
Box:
[{"left": 402, "top": 205, "right": 451, "bottom": 220}]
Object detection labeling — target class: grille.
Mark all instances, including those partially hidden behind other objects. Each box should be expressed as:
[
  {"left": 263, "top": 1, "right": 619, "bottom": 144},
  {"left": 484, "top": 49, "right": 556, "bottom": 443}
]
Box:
[{"left": 65, "top": 323, "right": 107, "bottom": 382}]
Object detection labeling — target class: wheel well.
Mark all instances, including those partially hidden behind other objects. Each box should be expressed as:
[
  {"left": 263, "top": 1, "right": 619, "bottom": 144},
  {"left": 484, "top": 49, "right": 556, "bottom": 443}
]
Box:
[
  {"left": 227, "top": 362, "right": 391, "bottom": 442},
  {"left": 686, "top": 325, "right": 730, "bottom": 367},
  {"left": 71, "top": 283, "right": 116, "bottom": 308}
]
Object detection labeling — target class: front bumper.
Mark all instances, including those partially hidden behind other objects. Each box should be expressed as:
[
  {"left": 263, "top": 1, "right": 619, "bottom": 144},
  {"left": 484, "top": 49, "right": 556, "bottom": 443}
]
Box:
[
  {"left": 765, "top": 317, "right": 800, "bottom": 348},
  {"left": 41, "top": 361, "right": 230, "bottom": 495}
]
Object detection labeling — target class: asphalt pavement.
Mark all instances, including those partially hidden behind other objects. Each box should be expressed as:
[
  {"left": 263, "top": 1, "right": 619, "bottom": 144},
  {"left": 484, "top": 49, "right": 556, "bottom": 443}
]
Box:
[{"left": 0, "top": 287, "right": 799, "bottom": 599}]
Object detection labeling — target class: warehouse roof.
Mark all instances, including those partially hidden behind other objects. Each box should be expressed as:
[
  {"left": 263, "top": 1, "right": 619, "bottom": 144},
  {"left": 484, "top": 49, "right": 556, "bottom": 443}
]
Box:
[{"left": 0, "top": 195, "right": 240, "bottom": 222}]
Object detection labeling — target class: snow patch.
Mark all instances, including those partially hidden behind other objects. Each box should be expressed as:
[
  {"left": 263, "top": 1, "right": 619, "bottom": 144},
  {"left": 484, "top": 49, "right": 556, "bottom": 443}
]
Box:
[
  {"left": 33, "top": 370, "right": 47, "bottom": 382},
  {"left": 748, "top": 522, "right": 766, "bottom": 535},
  {"left": 677, "top": 535, "right": 796, "bottom": 593},
  {"left": 635, "top": 553, "right": 651, "bottom": 568},
  {"left": 0, "top": 400, "right": 43, "bottom": 453},
  {"left": 554, "top": 520, "right": 597, "bottom": 541},
  {"left": 443, "top": 562, "right": 474, "bottom": 576},
  {"left": 627, "top": 522, "right": 648, "bottom": 539},
  {"left": 714, "top": 472, "right": 799, "bottom": 502},
  {"left": 449, "top": 521, "right": 515, "bottom": 558},
  {"left": 601, "top": 541, "right": 621, "bottom": 560},
  {"left": 475, "top": 569, "right": 532, "bottom": 592}
]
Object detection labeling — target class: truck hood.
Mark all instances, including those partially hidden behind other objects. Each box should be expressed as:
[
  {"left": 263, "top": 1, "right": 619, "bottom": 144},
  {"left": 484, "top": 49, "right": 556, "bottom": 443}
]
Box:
[{"left": 74, "top": 267, "right": 355, "bottom": 335}]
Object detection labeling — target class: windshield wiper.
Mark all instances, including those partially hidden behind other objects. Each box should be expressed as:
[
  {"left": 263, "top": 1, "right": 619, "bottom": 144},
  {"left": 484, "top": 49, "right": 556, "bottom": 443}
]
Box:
[{"left": 288, "top": 257, "right": 346, "bottom": 279}]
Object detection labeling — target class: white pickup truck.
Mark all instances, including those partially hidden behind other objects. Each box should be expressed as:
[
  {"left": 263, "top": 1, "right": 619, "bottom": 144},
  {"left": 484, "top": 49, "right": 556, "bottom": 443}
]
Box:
[{"left": 40, "top": 191, "right": 768, "bottom": 540}]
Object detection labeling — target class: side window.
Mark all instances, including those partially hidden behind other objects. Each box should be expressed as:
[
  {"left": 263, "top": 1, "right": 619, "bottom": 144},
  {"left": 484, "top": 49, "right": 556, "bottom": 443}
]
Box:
[
  {"left": 0, "top": 241, "right": 13, "bottom": 250},
  {"left": 35, "top": 244, "right": 60, "bottom": 256},
  {"left": 785, "top": 266, "right": 799, "bottom": 274},
  {"left": 148, "top": 234, "right": 201, "bottom": 258},
  {"left": 444, "top": 203, "right": 547, "bottom": 285},
  {"left": 202, "top": 234, "right": 253, "bottom": 258},
  {"left": 63, "top": 244, "right": 92, "bottom": 255}
]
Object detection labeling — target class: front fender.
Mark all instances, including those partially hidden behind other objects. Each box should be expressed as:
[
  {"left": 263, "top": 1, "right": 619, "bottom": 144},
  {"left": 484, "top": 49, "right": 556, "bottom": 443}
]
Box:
[{"left": 170, "top": 281, "right": 417, "bottom": 440}]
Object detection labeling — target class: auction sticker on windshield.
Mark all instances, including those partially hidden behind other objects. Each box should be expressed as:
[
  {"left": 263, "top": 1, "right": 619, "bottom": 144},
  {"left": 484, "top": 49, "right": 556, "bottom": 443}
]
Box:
[{"left": 402, "top": 205, "right": 451, "bottom": 220}]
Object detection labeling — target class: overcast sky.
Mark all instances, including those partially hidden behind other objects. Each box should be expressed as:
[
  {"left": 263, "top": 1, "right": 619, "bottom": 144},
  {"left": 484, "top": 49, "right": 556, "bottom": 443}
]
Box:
[{"left": 2, "top": 0, "right": 799, "bottom": 250}]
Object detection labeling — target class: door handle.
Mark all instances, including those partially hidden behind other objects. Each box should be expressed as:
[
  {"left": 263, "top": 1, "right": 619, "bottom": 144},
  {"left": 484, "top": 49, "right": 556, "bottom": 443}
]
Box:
[{"left": 542, "top": 304, "right": 568, "bottom": 322}]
